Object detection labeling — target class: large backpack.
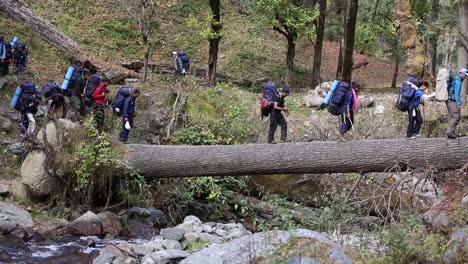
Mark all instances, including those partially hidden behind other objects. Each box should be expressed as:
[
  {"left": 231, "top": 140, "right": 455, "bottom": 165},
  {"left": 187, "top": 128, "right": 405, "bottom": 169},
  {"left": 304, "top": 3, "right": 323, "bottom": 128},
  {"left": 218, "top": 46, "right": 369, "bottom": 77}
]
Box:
[
  {"left": 84, "top": 74, "right": 101, "bottom": 99},
  {"left": 178, "top": 50, "right": 190, "bottom": 72},
  {"left": 260, "top": 83, "right": 277, "bottom": 118},
  {"left": 395, "top": 78, "right": 419, "bottom": 112},
  {"left": 42, "top": 82, "right": 61, "bottom": 100},
  {"left": 113, "top": 86, "right": 131, "bottom": 117},
  {"left": 15, "top": 82, "right": 37, "bottom": 112},
  {"left": 328, "top": 82, "right": 350, "bottom": 116},
  {"left": 434, "top": 69, "right": 453, "bottom": 102}
]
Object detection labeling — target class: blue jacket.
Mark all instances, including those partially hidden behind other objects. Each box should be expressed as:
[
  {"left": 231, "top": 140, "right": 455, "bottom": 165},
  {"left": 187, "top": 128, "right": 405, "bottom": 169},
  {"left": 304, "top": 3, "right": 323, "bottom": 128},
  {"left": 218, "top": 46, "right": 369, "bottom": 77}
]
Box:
[
  {"left": 449, "top": 75, "right": 463, "bottom": 106},
  {"left": 122, "top": 95, "right": 136, "bottom": 118},
  {"left": 344, "top": 92, "right": 353, "bottom": 110},
  {"left": 411, "top": 90, "right": 424, "bottom": 107}
]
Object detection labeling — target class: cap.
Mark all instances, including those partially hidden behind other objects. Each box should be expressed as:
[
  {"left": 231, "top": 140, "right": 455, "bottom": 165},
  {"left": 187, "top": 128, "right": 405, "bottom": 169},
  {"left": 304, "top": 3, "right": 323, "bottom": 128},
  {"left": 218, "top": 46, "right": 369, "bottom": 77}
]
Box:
[
  {"left": 172, "top": 51, "right": 177, "bottom": 55},
  {"left": 459, "top": 68, "right": 468, "bottom": 75},
  {"left": 256, "top": 77, "right": 269, "bottom": 83},
  {"left": 281, "top": 87, "right": 290, "bottom": 94}
]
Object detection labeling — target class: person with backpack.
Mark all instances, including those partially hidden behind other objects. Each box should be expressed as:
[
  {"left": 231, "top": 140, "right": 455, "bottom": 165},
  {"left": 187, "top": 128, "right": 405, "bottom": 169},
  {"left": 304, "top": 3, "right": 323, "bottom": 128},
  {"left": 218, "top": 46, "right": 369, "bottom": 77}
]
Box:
[
  {"left": 119, "top": 89, "right": 140, "bottom": 144},
  {"left": 18, "top": 82, "right": 40, "bottom": 137},
  {"left": 0, "top": 43, "right": 12, "bottom": 77},
  {"left": 173, "top": 49, "right": 190, "bottom": 75},
  {"left": 446, "top": 68, "right": 468, "bottom": 139},
  {"left": 405, "top": 80, "right": 428, "bottom": 140},
  {"left": 339, "top": 81, "right": 361, "bottom": 135},
  {"left": 91, "top": 77, "right": 110, "bottom": 133},
  {"left": 83, "top": 72, "right": 101, "bottom": 114},
  {"left": 268, "top": 87, "right": 290, "bottom": 144},
  {"left": 42, "top": 81, "right": 66, "bottom": 119},
  {"left": 257, "top": 77, "right": 278, "bottom": 119},
  {"left": 12, "top": 44, "right": 27, "bottom": 74}
]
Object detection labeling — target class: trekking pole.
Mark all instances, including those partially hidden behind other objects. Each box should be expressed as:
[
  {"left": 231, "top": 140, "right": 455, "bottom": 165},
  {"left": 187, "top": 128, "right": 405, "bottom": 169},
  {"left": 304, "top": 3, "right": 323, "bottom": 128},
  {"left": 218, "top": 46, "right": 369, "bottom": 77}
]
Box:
[{"left": 423, "top": 104, "right": 426, "bottom": 137}]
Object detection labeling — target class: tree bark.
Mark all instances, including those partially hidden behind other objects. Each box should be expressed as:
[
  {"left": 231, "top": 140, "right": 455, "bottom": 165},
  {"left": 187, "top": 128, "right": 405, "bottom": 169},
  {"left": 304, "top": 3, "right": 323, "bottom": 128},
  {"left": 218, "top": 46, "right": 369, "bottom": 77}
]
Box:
[
  {"left": 428, "top": 0, "right": 440, "bottom": 81},
  {"left": 126, "top": 138, "right": 468, "bottom": 179},
  {"left": 395, "top": 0, "right": 427, "bottom": 77},
  {"left": 392, "top": 59, "right": 399, "bottom": 88},
  {"left": 310, "top": 0, "right": 326, "bottom": 89},
  {"left": 341, "top": 0, "right": 359, "bottom": 83},
  {"left": 285, "top": 35, "right": 296, "bottom": 86},
  {"left": 0, "top": 0, "right": 83, "bottom": 59},
  {"left": 459, "top": 0, "right": 468, "bottom": 105},
  {"left": 207, "top": 0, "right": 222, "bottom": 86}
]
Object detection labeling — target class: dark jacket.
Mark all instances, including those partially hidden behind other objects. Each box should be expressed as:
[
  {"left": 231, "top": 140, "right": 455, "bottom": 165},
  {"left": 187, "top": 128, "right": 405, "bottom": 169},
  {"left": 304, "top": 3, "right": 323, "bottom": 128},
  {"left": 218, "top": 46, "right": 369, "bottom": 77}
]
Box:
[{"left": 122, "top": 95, "right": 136, "bottom": 118}]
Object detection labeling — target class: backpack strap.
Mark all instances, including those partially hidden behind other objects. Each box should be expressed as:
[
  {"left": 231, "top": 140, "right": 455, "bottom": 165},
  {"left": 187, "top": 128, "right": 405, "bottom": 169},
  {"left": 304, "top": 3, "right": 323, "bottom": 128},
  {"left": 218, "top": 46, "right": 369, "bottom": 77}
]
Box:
[{"left": 405, "top": 81, "right": 419, "bottom": 90}]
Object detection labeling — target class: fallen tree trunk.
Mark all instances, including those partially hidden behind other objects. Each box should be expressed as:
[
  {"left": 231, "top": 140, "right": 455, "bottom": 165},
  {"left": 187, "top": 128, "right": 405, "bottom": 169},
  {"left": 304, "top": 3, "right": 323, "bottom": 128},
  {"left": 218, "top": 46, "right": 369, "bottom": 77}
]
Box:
[
  {"left": 0, "top": 0, "right": 83, "bottom": 58},
  {"left": 126, "top": 138, "right": 468, "bottom": 178}
]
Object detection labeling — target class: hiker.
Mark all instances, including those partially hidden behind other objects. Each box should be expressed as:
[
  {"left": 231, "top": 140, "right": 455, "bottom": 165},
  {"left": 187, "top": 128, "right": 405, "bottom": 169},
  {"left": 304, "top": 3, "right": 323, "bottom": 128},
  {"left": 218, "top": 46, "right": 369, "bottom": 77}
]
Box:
[
  {"left": 83, "top": 71, "right": 102, "bottom": 115},
  {"left": 339, "top": 81, "right": 361, "bottom": 135},
  {"left": 43, "top": 81, "right": 66, "bottom": 119},
  {"left": 0, "top": 43, "right": 12, "bottom": 77},
  {"left": 446, "top": 68, "right": 468, "bottom": 139},
  {"left": 69, "top": 69, "right": 88, "bottom": 118},
  {"left": 91, "top": 77, "right": 110, "bottom": 133},
  {"left": 119, "top": 89, "right": 140, "bottom": 144},
  {"left": 12, "top": 44, "right": 27, "bottom": 74},
  {"left": 173, "top": 49, "right": 190, "bottom": 75},
  {"left": 405, "top": 80, "right": 428, "bottom": 140},
  {"left": 268, "top": 87, "right": 290, "bottom": 144},
  {"left": 19, "top": 85, "right": 40, "bottom": 137}
]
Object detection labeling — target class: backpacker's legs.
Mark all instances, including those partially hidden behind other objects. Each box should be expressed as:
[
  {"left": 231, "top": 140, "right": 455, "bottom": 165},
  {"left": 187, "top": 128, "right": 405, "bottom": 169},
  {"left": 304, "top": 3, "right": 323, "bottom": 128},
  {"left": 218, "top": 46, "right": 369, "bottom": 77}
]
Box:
[
  {"left": 278, "top": 113, "right": 287, "bottom": 141},
  {"left": 25, "top": 113, "right": 35, "bottom": 136},
  {"left": 119, "top": 115, "right": 134, "bottom": 143},
  {"left": 446, "top": 100, "right": 460, "bottom": 137},
  {"left": 407, "top": 107, "right": 421, "bottom": 138},
  {"left": 94, "top": 104, "right": 105, "bottom": 133},
  {"left": 13, "top": 63, "right": 25, "bottom": 74},
  {"left": 340, "top": 110, "right": 354, "bottom": 134},
  {"left": 268, "top": 111, "right": 279, "bottom": 143}
]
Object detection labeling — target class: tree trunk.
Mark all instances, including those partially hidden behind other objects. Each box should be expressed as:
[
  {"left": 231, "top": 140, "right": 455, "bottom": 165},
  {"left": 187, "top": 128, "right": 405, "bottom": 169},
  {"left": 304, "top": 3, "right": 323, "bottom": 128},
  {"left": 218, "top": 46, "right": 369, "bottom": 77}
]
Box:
[
  {"left": 0, "top": 0, "right": 83, "bottom": 59},
  {"left": 395, "top": 0, "right": 427, "bottom": 77},
  {"left": 143, "top": 34, "right": 149, "bottom": 83},
  {"left": 428, "top": 0, "right": 440, "bottom": 80},
  {"left": 285, "top": 35, "right": 296, "bottom": 86},
  {"left": 126, "top": 138, "right": 468, "bottom": 179},
  {"left": 459, "top": 0, "right": 468, "bottom": 105},
  {"left": 311, "top": 0, "right": 326, "bottom": 89},
  {"left": 445, "top": 35, "right": 457, "bottom": 68},
  {"left": 341, "top": 0, "right": 359, "bottom": 83},
  {"left": 207, "top": 0, "right": 222, "bottom": 86},
  {"left": 392, "top": 59, "right": 399, "bottom": 88},
  {"left": 335, "top": 2, "right": 347, "bottom": 80}
]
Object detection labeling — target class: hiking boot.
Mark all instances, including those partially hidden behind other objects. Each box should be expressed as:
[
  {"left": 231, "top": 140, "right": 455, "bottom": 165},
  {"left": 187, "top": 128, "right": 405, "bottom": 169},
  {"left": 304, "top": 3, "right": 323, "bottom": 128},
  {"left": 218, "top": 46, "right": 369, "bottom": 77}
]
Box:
[
  {"left": 413, "top": 134, "right": 421, "bottom": 138},
  {"left": 280, "top": 139, "right": 291, "bottom": 143},
  {"left": 269, "top": 141, "right": 277, "bottom": 144},
  {"left": 447, "top": 133, "right": 457, "bottom": 139},
  {"left": 406, "top": 136, "right": 416, "bottom": 140}
]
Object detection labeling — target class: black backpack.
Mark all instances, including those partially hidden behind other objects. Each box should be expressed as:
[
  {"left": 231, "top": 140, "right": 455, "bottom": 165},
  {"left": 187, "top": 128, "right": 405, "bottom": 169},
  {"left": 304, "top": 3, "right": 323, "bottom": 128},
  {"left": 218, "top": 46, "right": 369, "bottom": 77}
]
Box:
[
  {"left": 84, "top": 74, "right": 101, "bottom": 99},
  {"left": 395, "top": 79, "right": 419, "bottom": 112},
  {"left": 178, "top": 50, "right": 190, "bottom": 71},
  {"left": 328, "top": 82, "right": 350, "bottom": 116},
  {"left": 113, "top": 86, "right": 131, "bottom": 117}
]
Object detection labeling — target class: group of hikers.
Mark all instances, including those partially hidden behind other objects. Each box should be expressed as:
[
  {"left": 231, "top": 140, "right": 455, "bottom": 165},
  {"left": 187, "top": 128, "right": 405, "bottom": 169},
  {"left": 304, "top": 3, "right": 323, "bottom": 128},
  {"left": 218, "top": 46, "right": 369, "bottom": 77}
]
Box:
[
  {"left": 0, "top": 35, "right": 28, "bottom": 77},
  {"left": 10, "top": 60, "right": 141, "bottom": 144},
  {"left": 259, "top": 67, "right": 468, "bottom": 142}
]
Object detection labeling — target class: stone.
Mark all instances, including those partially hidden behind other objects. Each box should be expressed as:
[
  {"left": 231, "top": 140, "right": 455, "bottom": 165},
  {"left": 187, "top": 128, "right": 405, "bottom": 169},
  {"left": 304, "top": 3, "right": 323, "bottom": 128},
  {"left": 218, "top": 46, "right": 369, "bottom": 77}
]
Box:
[
  {"left": 180, "top": 229, "right": 353, "bottom": 264},
  {"left": 0, "top": 117, "right": 12, "bottom": 131},
  {"left": 97, "top": 211, "right": 123, "bottom": 236},
  {"left": 443, "top": 227, "right": 468, "bottom": 263},
  {"left": 127, "top": 207, "right": 167, "bottom": 228},
  {"left": 92, "top": 252, "right": 115, "bottom": 264},
  {"left": 422, "top": 208, "right": 451, "bottom": 233},
  {"left": 21, "top": 150, "right": 56, "bottom": 197},
  {"left": 10, "top": 180, "right": 30, "bottom": 202},
  {"left": 161, "top": 239, "right": 182, "bottom": 250},
  {"left": 0, "top": 183, "right": 9, "bottom": 197},
  {"left": 141, "top": 249, "right": 189, "bottom": 264},
  {"left": 177, "top": 215, "right": 203, "bottom": 233},
  {"left": 0, "top": 202, "right": 34, "bottom": 233},
  {"left": 160, "top": 227, "right": 185, "bottom": 241},
  {"left": 373, "top": 105, "right": 385, "bottom": 115},
  {"left": 303, "top": 89, "right": 324, "bottom": 109},
  {"left": 69, "top": 211, "right": 103, "bottom": 236}
]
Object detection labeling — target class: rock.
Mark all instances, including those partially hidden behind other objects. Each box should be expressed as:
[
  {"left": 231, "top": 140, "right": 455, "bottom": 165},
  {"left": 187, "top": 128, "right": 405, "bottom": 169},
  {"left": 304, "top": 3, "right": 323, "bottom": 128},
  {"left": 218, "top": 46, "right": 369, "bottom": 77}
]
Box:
[
  {"left": 36, "top": 119, "right": 77, "bottom": 147},
  {"left": 161, "top": 239, "right": 182, "bottom": 250},
  {"left": 0, "top": 117, "right": 12, "bottom": 131},
  {"left": 92, "top": 252, "right": 115, "bottom": 264},
  {"left": 0, "top": 202, "right": 34, "bottom": 234},
  {"left": 180, "top": 229, "right": 353, "bottom": 264},
  {"left": 359, "top": 95, "right": 375, "bottom": 108},
  {"left": 422, "top": 208, "right": 451, "bottom": 233},
  {"left": 0, "top": 183, "right": 10, "bottom": 197},
  {"left": 373, "top": 105, "right": 385, "bottom": 115},
  {"left": 10, "top": 180, "right": 30, "bottom": 202},
  {"left": 126, "top": 219, "right": 160, "bottom": 240},
  {"left": 303, "top": 89, "right": 324, "bottom": 109},
  {"left": 9, "top": 143, "right": 24, "bottom": 154},
  {"left": 100, "top": 242, "right": 134, "bottom": 260},
  {"left": 97, "top": 211, "right": 123, "bottom": 236},
  {"left": 69, "top": 211, "right": 103, "bottom": 236},
  {"left": 160, "top": 227, "right": 185, "bottom": 241},
  {"left": 112, "top": 256, "right": 137, "bottom": 264},
  {"left": 141, "top": 249, "right": 189, "bottom": 264},
  {"left": 177, "top": 215, "right": 203, "bottom": 233},
  {"left": 81, "top": 238, "right": 96, "bottom": 247},
  {"left": 443, "top": 227, "right": 468, "bottom": 264},
  {"left": 127, "top": 207, "right": 167, "bottom": 228},
  {"left": 21, "top": 150, "right": 57, "bottom": 197}
]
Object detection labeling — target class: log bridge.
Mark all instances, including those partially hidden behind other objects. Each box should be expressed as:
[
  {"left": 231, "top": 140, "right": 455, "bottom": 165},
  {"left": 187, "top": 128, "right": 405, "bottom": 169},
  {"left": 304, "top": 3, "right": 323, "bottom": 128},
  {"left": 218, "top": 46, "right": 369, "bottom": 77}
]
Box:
[{"left": 127, "top": 137, "right": 468, "bottom": 178}]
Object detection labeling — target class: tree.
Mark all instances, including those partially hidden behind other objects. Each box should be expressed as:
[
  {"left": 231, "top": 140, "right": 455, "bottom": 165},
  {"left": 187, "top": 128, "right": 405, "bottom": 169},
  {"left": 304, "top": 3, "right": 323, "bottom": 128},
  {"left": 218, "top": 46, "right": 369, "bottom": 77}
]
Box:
[
  {"left": 207, "top": 0, "right": 222, "bottom": 86},
  {"left": 310, "top": 0, "right": 326, "bottom": 89},
  {"left": 341, "top": 0, "right": 359, "bottom": 82},
  {"left": 395, "top": 0, "right": 427, "bottom": 77},
  {"left": 459, "top": 0, "right": 468, "bottom": 104},
  {"left": 116, "top": 0, "right": 160, "bottom": 83},
  {"left": 125, "top": 138, "right": 468, "bottom": 178},
  {"left": 252, "top": 0, "right": 318, "bottom": 86}
]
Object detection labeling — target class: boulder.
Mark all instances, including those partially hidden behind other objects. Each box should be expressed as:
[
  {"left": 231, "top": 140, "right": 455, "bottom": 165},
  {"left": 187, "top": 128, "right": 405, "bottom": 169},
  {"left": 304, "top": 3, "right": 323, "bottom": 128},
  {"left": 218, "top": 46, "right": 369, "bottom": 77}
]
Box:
[
  {"left": 0, "top": 202, "right": 34, "bottom": 234},
  {"left": 127, "top": 207, "right": 167, "bottom": 228},
  {"left": 36, "top": 119, "right": 77, "bottom": 148},
  {"left": 180, "top": 229, "right": 353, "bottom": 264},
  {"left": 92, "top": 252, "right": 115, "bottom": 264},
  {"left": 443, "top": 227, "right": 468, "bottom": 264},
  {"left": 160, "top": 227, "right": 185, "bottom": 241},
  {"left": 97, "top": 211, "right": 123, "bottom": 236},
  {"left": 10, "top": 180, "right": 30, "bottom": 202},
  {"left": 21, "top": 150, "right": 56, "bottom": 197},
  {"left": 0, "top": 117, "right": 12, "bottom": 131},
  {"left": 373, "top": 105, "right": 385, "bottom": 115},
  {"left": 422, "top": 208, "right": 451, "bottom": 233},
  {"left": 176, "top": 215, "right": 204, "bottom": 233},
  {"left": 69, "top": 211, "right": 103, "bottom": 236},
  {"left": 141, "top": 249, "right": 189, "bottom": 264},
  {"left": 0, "top": 182, "right": 10, "bottom": 197},
  {"left": 303, "top": 89, "right": 324, "bottom": 109}
]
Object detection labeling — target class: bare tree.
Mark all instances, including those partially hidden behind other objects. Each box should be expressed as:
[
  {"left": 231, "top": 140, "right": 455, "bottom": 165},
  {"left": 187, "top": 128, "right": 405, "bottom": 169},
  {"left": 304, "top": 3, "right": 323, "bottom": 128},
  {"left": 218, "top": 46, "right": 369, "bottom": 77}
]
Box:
[
  {"left": 341, "top": 0, "right": 359, "bottom": 83},
  {"left": 459, "top": 0, "right": 468, "bottom": 104},
  {"left": 207, "top": 0, "right": 222, "bottom": 86},
  {"left": 310, "top": 0, "right": 326, "bottom": 89}
]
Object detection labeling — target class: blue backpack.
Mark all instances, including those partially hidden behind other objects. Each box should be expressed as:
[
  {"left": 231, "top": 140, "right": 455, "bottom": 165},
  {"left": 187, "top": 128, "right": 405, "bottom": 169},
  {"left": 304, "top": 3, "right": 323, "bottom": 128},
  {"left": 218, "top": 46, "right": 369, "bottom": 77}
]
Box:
[
  {"left": 113, "top": 86, "right": 131, "bottom": 117},
  {"left": 260, "top": 83, "right": 278, "bottom": 118},
  {"left": 42, "top": 82, "right": 61, "bottom": 99},
  {"left": 177, "top": 49, "right": 190, "bottom": 71},
  {"left": 395, "top": 78, "right": 419, "bottom": 112},
  {"left": 328, "top": 82, "right": 350, "bottom": 116},
  {"left": 84, "top": 74, "right": 101, "bottom": 99}
]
